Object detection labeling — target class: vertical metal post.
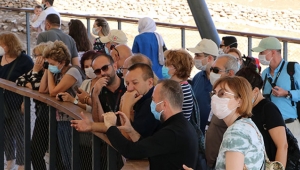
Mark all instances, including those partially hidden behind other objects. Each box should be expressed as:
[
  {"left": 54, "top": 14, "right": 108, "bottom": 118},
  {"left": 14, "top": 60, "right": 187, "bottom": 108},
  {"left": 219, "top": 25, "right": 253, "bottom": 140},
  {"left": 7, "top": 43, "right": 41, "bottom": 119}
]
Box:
[
  {"left": 118, "top": 20, "right": 121, "bottom": 30},
  {"left": 92, "top": 135, "right": 101, "bottom": 170},
  {"left": 24, "top": 97, "right": 31, "bottom": 170},
  {"left": 48, "top": 106, "right": 57, "bottom": 170},
  {"left": 26, "top": 11, "right": 31, "bottom": 56},
  {"left": 0, "top": 88, "right": 4, "bottom": 169},
  {"left": 247, "top": 36, "right": 252, "bottom": 57},
  {"left": 71, "top": 128, "right": 80, "bottom": 170},
  {"left": 181, "top": 28, "right": 185, "bottom": 49},
  {"left": 86, "top": 18, "right": 91, "bottom": 39},
  {"left": 283, "top": 41, "right": 288, "bottom": 61}
]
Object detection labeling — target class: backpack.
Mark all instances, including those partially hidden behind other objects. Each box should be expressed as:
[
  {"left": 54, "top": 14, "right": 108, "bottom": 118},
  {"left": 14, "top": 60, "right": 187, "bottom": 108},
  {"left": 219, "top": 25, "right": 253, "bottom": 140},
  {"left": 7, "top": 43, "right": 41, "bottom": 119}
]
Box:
[
  {"left": 285, "top": 127, "right": 300, "bottom": 170},
  {"left": 287, "top": 62, "right": 300, "bottom": 121}
]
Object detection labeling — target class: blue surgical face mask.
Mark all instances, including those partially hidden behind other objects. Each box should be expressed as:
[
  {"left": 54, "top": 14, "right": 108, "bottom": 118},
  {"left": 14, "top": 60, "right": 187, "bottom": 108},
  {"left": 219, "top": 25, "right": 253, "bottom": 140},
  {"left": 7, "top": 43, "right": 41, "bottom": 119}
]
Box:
[
  {"left": 105, "top": 46, "right": 110, "bottom": 55},
  {"left": 150, "top": 100, "right": 163, "bottom": 121},
  {"left": 237, "top": 62, "right": 241, "bottom": 70},
  {"left": 48, "top": 64, "right": 61, "bottom": 74},
  {"left": 162, "top": 65, "right": 171, "bottom": 79}
]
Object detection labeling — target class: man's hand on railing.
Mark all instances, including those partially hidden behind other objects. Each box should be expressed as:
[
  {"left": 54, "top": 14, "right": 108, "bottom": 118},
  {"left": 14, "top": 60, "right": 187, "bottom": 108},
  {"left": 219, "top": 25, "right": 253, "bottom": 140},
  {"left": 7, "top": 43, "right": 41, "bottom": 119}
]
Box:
[
  {"left": 182, "top": 164, "right": 193, "bottom": 170},
  {"left": 103, "top": 112, "right": 117, "bottom": 129},
  {"left": 70, "top": 112, "right": 93, "bottom": 132}
]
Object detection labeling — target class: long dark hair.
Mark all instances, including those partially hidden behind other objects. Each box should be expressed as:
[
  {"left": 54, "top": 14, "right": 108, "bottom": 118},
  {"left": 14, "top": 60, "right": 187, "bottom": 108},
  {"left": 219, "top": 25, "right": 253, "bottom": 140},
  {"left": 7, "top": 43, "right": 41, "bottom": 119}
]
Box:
[{"left": 68, "top": 19, "right": 92, "bottom": 52}]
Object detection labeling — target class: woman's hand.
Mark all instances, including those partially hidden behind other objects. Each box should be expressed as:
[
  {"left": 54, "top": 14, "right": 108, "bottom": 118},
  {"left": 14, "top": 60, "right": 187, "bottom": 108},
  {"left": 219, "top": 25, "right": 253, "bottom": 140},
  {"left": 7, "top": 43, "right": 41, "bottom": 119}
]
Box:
[
  {"left": 77, "top": 89, "right": 90, "bottom": 104},
  {"left": 33, "top": 56, "right": 44, "bottom": 73},
  {"left": 56, "top": 92, "right": 74, "bottom": 102}
]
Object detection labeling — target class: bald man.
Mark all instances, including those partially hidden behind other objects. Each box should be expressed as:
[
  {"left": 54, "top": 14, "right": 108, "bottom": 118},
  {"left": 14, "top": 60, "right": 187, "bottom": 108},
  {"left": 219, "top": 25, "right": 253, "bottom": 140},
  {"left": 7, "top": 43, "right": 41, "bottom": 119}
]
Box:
[{"left": 110, "top": 44, "right": 133, "bottom": 69}]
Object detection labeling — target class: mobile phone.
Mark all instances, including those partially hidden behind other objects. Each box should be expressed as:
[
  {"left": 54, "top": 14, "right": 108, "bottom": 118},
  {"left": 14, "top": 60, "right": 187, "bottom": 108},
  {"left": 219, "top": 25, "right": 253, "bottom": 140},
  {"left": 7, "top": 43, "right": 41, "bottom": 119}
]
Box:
[
  {"left": 74, "top": 85, "right": 81, "bottom": 94},
  {"left": 43, "top": 61, "right": 49, "bottom": 69},
  {"left": 58, "top": 94, "right": 63, "bottom": 101}
]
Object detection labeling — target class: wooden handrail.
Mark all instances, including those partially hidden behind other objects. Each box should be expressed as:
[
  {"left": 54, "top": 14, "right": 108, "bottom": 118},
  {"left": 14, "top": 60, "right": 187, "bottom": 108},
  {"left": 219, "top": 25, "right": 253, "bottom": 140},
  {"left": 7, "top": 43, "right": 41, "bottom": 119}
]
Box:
[
  {"left": 1, "top": 6, "right": 300, "bottom": 44},
  {"left": 0, "top": 78, "right": 89, "bottom": 120}
]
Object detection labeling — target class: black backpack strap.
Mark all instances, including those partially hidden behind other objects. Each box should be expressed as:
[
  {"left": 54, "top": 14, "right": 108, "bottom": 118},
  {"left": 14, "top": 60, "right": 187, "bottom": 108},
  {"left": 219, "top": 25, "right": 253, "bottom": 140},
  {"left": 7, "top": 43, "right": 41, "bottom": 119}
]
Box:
[{"left": 287, "top": 62, "right": 297, "bottom": 106}]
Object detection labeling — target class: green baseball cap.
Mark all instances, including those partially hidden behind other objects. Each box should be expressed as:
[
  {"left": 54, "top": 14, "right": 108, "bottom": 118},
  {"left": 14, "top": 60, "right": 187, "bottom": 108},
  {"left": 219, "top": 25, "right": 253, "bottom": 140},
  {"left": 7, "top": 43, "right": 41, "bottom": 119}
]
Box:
[{"left": 252, "top": 37, "right": 281, "bottom": 52}]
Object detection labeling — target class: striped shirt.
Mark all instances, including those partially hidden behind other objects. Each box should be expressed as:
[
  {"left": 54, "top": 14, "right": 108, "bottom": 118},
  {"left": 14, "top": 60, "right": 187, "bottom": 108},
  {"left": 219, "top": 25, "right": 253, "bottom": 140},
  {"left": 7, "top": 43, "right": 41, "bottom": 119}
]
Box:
[{"left": 181, "top": 83, "right": 194, "bottom": 120}]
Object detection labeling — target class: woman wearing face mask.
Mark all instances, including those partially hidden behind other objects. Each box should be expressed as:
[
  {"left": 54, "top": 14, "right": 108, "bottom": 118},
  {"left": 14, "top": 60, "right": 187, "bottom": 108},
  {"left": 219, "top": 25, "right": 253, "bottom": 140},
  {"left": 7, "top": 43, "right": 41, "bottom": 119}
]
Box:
[
  {"left": 68, "top": 19, "right": 92, "bottom": 60},
  {"left": 59, "top": 50, "right": 101, "bottom": 112},
  {"left": 163, "top": 49, "right": 194, "bottom": 120},
  {"left": 236, "top": 67, "right": 288, "bottom": 167},
  {"left": 92, "top": 18, "right": 110, "bottom": 53},
  {"left": 212, "top": 76, "right": 264, "bottom": 170},
  {"left": 16, "top": 42, "right": 54, "bottom": 170},
  {"left": 39, "top": 40, "right": 84, "bottom": 169},
  {"left": 0, "top": 32, "right": 34, "bottom": 170}
]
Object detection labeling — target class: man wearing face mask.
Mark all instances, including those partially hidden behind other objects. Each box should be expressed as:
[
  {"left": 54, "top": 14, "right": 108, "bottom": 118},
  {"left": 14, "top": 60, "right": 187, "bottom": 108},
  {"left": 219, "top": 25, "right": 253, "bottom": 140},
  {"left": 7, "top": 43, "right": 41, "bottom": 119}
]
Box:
[
  {"left": 31, "top": 0, "right": 60, "bottom": 32},
  {"left": 100, "top": 29, "right": 128, "bottom": 55},
  {"left": 37, "top": 14, "right": 80, "bottom": 67},
  {"left": 204, "top": 54, "right": 239, "bottom": 169},
  {"left": 101, "top": 79, "right": 198, "bottom": 169},
  {"left": 252, "top": 37, "right": 300, "bottom": 146},
  {"left": 187, "top": 39, "right": 218, "bottom": 133},
  {"left": 218, "top": 36, "right": 238, "bottom": 55}
]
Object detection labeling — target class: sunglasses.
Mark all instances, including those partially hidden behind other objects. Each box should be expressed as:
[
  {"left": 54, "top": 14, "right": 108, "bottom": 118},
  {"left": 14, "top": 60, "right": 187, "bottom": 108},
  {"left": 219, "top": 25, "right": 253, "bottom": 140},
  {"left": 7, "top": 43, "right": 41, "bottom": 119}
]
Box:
[
  {"left": 110, "top": 44, "right": 119, "bottom": 56},
  {"left": 210, "top": 67, "right": 228, "bottom": 74},
  {"left": 210, "top": 89, "right": 235, "bottom": 98},
  {"left": 93, "top": 64, "right": 112, "bottom": 75}
]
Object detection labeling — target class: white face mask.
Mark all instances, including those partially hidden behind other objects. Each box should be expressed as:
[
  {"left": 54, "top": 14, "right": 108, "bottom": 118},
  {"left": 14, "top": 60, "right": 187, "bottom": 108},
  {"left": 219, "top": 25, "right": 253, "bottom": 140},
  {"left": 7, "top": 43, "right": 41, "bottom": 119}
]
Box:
[
  {"left": 92, "top": 27, "right": 99, "bottom": 36},
  {"left": 258, "top": 54, "right": 272, "bottom": 66},
  {"left": 211, "top": 95, "right": 237, "bottom": 119},
  {"left": 209, "top": 72, "right": 221, "bottom": 85},
  {"left": 0, "top": 46, "right": 5, "bottom": 56},
  {"left": 218, "top": 48, "right": 224, "bottom": 55},
  {"left": 194, "top": 58, "right": 207, "bottom": 71},
  {"left": 84, "top": 67, "right": 96, "bottom": 79}
]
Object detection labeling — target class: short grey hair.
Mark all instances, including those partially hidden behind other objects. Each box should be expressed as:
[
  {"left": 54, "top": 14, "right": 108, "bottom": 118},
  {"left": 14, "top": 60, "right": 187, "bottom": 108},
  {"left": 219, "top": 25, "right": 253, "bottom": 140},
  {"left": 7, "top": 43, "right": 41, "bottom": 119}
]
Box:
[{"left": 217, "top": 54, "right": 239, "bottom": 74}]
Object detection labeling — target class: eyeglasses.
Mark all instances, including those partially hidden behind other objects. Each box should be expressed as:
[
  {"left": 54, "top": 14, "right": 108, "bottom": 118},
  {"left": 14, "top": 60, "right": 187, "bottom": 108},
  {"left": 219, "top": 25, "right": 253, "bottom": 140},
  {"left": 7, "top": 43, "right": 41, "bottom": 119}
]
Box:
[
  {"left": 210, "top": 67, "right": 228, "bottom": 74},
  {"left": 120, "top": 67, "right": 128, "bottom": 73},
  {"left": 93, "top": 64, "right": 112, "bottom": 75},
  {"left": 110, "top": 44, "right": 119, "bottom": 56},
  {"left": 210, "top": 89, "right": 235, "bottom": 98}
]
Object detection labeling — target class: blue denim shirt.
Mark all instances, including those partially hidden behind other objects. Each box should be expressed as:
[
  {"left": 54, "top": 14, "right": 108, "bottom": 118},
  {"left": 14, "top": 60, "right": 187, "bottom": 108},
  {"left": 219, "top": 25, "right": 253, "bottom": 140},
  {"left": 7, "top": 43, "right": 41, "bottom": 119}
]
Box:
[{"left": 262, "top": 59, "right": 300, "bottom": 120}]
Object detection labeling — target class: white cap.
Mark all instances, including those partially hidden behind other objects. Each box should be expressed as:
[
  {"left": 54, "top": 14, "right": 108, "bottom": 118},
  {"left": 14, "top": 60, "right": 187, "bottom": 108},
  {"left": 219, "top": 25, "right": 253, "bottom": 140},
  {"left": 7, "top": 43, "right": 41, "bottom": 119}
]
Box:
[
  {"left": 100, "top": 29, "right": 128, "bottom": 44},
  {"left": 187, "top": 39, "right": 218, "bottom": 57}
]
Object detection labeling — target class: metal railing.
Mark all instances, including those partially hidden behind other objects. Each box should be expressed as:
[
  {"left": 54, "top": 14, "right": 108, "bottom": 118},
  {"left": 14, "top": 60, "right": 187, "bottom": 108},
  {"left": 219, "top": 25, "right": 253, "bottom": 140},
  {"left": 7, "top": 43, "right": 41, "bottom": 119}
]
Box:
[
  {"left": 1, "top": 6, "right": 300, "bottom": 61},
  {"left": 0, "top": 78, "right": 102, "bottom": 170}
]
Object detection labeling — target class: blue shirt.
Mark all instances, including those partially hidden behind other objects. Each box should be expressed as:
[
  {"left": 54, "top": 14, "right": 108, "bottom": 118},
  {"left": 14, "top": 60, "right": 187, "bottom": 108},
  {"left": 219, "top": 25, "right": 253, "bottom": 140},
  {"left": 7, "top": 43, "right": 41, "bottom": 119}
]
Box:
[
  {"left": 191, "top": 71, "right": 212, "bottom": 133},
  {"left": 262, "top": 59, "right": 300, "bottom": 120},
  {"left": 132, "top": 33, "right": 163, "bottom": 79}
]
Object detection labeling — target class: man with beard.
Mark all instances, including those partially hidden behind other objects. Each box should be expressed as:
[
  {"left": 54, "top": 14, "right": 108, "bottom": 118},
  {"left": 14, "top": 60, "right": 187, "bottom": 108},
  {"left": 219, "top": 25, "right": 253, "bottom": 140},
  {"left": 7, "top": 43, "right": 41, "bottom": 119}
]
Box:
[{"left": 88, "top": 53, "right": 126, "bottom": 169}]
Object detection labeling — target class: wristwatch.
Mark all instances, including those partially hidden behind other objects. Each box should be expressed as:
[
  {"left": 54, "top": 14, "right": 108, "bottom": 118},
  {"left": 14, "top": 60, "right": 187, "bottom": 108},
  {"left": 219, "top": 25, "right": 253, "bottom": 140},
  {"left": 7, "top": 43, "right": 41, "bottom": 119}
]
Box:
[
  {"left": 286, "top": 91, "right": 292, "bottom": 99},
  {"left": 73, "top": 99, "right": 79, "bottom": 105}
]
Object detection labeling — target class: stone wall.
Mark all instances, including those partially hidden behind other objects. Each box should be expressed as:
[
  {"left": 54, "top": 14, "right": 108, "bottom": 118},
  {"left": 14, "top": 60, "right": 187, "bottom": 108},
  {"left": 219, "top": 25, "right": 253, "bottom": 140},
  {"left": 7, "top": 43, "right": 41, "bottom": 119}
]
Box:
[{"left": 1, "top": 0, "right": 300, "bottom": 31}]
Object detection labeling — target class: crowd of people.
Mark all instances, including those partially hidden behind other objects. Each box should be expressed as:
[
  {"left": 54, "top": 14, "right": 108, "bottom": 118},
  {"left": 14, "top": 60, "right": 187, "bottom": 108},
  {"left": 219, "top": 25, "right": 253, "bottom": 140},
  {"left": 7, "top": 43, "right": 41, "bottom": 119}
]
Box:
[{"left": 0, "top": 0, "right": 299, "bottom": 169}]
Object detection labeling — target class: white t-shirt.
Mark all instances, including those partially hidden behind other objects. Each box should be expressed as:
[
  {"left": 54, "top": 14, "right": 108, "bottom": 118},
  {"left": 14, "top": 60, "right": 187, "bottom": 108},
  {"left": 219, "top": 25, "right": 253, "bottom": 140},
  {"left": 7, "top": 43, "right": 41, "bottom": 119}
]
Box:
[{"left": 31, "top": 6, "right": 60, "bottom": 32}]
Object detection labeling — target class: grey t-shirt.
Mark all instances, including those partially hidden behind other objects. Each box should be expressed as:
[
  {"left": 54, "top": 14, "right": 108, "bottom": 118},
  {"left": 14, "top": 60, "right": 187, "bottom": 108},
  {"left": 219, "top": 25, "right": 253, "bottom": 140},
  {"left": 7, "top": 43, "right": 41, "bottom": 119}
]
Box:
[{"left": 37, "top": 28, "right": 78, "bottom": 59}]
